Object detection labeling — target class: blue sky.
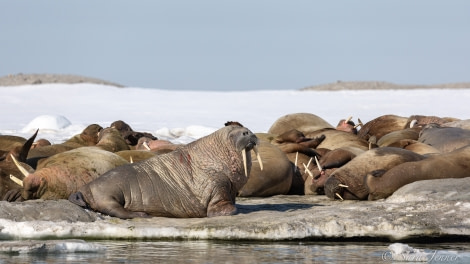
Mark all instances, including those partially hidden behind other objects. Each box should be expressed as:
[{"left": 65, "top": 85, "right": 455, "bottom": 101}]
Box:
[{"left": 1, "top": 1, "right": 469, "bottom": 90}]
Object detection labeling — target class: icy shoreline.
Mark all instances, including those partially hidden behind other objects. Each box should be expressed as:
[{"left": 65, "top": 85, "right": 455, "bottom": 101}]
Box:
[{"left": 0, "top": 177, "right": 469, "bottom": 242}]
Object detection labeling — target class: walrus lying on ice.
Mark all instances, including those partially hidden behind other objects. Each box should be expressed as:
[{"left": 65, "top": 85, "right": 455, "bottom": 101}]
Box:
[{"left": 69, "top": 124, "right": 262, "bottom": 219}]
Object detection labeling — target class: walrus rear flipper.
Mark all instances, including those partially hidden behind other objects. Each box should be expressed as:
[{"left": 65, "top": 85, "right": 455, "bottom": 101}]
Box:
[{"left": 68, "top": 192, "right": 88, "bottom": 208}]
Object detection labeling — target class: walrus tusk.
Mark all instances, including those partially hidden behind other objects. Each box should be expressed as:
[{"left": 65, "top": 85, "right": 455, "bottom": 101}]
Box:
[
  {"left": 253, "top": 145, "right": 263, "bottom": 171},
  {"left": 242, "top": 148, "right": 248, "bottom": 177},
  {"left": 10, "top": 174, "right": 23, "bottom": 187},
  {"left": 345, "top": 116, "right": 352, "bottom": 123},
  {"left": 306, "top": 157, "right": 313, "bottom": 168},
  {"left": 143, "top": 141, "right": 151, "bottom": 150},
  {"left": 10, "top": 154, "right": 30, "bottom": 178},
  {"left": 303, "top": 163, "right": 313, "bottom": 178},
  {"left": 410, "top": 119, "right": 418, "bottom": 128},
  {"left": 314, "top": 156, "right": 322, "bottom": 171},
  {"left": 294, "top": 152, "right": 298, "bottom": 172},
  {"left": 129, "top": 156, "right": 134, "bottom": 163},
  {"left": 335, "top": 193, "right": 344, "bottom": 201},
  {"left": 354, "top": 118, "right": 363, "bottom": 128},
  {"left": 338, "top": 184, "right": 349, "bottom": 188}
]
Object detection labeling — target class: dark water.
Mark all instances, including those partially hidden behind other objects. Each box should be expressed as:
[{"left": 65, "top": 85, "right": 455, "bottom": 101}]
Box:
[{"left": 0, "top": 240, "right": 469, "bottom": 264}]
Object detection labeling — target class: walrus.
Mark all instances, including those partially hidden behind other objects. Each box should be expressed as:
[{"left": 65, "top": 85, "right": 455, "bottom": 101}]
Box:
[
  {"left": 376, "top": 127, "right": 422, "bottom": 147},
  {"left": 0, "top": 130, "right": 37, "bottom": 198},
  {"left": 336, "top": 116, "right": 358, "bottom": 134},
  {"left": 404, "top": 115, "right": 459, "bottom": 129},
  {"left": 418, "top": 123, "right": 470, "bottom": 153},
  {"left": 4, "top": 147, "right": 129, "bottom": 201},
  {"left": 31, "top": 138, "right": 51, "bottom": 149},
  {"left": 95, "top": 127, "right": 130, "bottom": 152},
  {"left": 68, "top": 124, "right": 262, "bottom": 219},
  {"left": 357, "top": 114, "right": 408, "bottom": 142},
  {"left": 323, "top": 147, "right": 426, "bottom": 200},
  {"left": 268, "top": 113, "right": 333, "bottom": 135},
  {"left": 238, "top": 140, "right": 293, "bottom": 197},
  {"left": 305, "top": 128, "right": 371, "bottom": 151},
  {"left": 366, "top": 145, "right": 470, "bottom": 200},
  {"left": 442, "top": 119, "right": 470, "bottom": 130},
  {"left": 387, "top": 139, "right": 441, "bottom": 155},
  {"left": 0, "top": 135, "right": 27, "bottom": 154},
  {"left": 305, "top": 146, "right": 364, "bottom": 195},
  {"left": 27, "top": 123, "right": 103, "bottom": 160},
  {"left": 110, "top": 120, "right": 157, "bottom": 146}
]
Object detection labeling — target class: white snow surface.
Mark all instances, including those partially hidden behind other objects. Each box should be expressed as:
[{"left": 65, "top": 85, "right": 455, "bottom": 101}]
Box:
[{"left": 1, "top": 83, "right": 469, "bottom": 144}]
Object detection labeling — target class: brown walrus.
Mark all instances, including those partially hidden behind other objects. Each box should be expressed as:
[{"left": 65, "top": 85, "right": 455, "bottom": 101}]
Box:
[
  {"left": 4, "top": 147, "right": 129, "bottom": 201},
  {"left": 0, "top": 130, "right": 38, "bottom": 198},
  {"left": 366, "top": 145, "right": 470, "bottom": 200},
  {"left": 305, "top": 146, "right": 364, "bottom": 195},
  {"left": 418, "top": 123, "right": 470, "bottom": 153},
  {"left": 357, "top": 114, "right": 408, "bottom": 142},
  {"left": 95, "top": 127, "right": 130, "bottom": 152},
  {"left": 323, "top": 147, "right": 426, "bottom": 200},
  {"left": 110, "top": 120, "right": 158, "bottom": 146},
  {"left": 68, "top": 124, "right": 262, "bottom": 219},
  {"left": 387, "top": 139, "right": 441, "bottom": 155},
  {"left": 305, "top": 128, "right": 371, "bottom": 151},
  {"left": 26, "top": 124, "right": 103, "bottom": 160},
  {"left": 268, "top": 113, "right": 333, "bottom": 135},
  {"left": 238, "top": 140, "right": 293, "bottom": 197}
]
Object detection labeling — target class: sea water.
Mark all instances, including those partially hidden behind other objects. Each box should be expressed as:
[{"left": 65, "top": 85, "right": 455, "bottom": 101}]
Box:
[{"left": 0, "top": 240, "right": 469, "bottom": 264}]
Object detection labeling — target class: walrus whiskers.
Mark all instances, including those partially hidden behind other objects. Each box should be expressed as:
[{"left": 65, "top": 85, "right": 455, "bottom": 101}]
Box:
[
  {"left": 10, "top": 154, "right": 30, "bottom": 178},
  {"left": 303, "top": 163, "right": 313, "bottom": 178},
  {"left": 9, "top": 174, "right": 23, "bottom": 187},
  {"left": 335, "top": 193, "right": 344, "bottom": 200}
]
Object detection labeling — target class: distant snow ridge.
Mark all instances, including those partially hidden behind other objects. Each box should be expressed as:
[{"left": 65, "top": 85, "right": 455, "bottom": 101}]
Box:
[{"left": 21, "top": 115, "right": 72, "bottom": 133}]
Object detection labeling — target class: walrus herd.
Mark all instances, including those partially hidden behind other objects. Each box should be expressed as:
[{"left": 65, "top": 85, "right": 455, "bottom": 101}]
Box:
[{"left": 1, "top": 113, "right": 469, "bottom": 219}]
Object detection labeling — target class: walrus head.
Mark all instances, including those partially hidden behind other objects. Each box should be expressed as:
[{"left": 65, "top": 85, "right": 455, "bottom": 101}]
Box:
[
  {"left": 227, "top": 125, "right": 263, "bottom": 177},
  {"left": 324, "top": 176, "right": 351, "bottom": 201}
]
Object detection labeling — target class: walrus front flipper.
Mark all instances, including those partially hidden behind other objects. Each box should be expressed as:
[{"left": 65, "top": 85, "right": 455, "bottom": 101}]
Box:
[
  {"left": 68, "top": 192, "right": 88, "bottom": 208},
  {"left": 101, "top": 205, "right": 151, "bottom": 219},
  {"left": 2, "top": 189, "right": 24, "bottom": 202}
]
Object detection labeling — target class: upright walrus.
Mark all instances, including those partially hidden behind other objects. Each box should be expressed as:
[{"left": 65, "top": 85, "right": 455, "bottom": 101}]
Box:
[{"left": 69, "top": 124, "right": 262, "bottom": 219}]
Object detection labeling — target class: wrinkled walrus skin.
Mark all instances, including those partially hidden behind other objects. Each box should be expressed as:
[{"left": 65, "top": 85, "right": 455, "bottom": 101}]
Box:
[{"left": 69, "top": 125, "right": 259, "bottom": 219}]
